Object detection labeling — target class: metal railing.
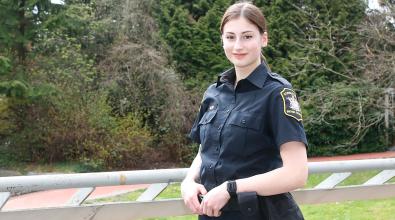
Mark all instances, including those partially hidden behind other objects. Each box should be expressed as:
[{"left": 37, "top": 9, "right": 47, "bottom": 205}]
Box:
[{"left": 0, "top": 158, "right": 394, "bottom": 220}]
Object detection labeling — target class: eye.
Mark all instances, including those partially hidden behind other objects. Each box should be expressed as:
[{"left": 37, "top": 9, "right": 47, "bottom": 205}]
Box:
[
  {"left": 225, "top": 35, "right": 235, "bottom": 40},
  {"left": 243, "top": 35, "right": 253, "bottom": 40}
]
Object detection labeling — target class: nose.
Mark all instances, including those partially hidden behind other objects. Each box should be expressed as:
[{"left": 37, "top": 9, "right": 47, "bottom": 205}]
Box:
[{"left": 234, "top": 37, "right": 243, "bottom": 50}]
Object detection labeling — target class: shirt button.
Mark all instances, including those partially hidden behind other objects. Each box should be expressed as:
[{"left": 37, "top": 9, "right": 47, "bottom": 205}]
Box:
[
  {"left": 226, "top": 109, "right": 230, "bottom": 113},
  {"left": 209, "top": 164, "right": 213, "bottom": 169},
  {"left": 217, "top": 125, "right": 222, "bottom": 130}
]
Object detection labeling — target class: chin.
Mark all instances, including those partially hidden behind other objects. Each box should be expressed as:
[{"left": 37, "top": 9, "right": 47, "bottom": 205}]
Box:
[{"left": 231, "top": 60, "right": 254, "bottom": 68}]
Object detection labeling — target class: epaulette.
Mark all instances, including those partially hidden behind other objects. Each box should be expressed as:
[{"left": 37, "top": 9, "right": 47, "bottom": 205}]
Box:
[{"left": 267, "top": 72, "right": 291, "bottom": 87}]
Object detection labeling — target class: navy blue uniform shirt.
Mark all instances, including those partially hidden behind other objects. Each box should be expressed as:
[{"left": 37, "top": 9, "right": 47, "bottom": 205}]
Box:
[{"left": 189, "top": 63, "right": 307, "bottom": 219}]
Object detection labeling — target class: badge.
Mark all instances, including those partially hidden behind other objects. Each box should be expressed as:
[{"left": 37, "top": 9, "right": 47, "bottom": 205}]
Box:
[{"left": 280, "top": 88, "right": 302, "bottom": 121}]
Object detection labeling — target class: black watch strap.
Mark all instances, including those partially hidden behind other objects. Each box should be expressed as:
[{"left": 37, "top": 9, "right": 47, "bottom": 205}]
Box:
[{"left": 227, "top": 180, "right": 237, "bottom": 197}]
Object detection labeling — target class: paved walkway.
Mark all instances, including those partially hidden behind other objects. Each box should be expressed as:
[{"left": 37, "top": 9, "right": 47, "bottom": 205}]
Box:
[{"left": 2, "top": 151, "right": 395, "bottom": 211}]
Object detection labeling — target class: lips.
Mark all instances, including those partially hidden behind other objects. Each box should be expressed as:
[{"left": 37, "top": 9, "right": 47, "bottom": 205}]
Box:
[{"left": 233, "top": 53, "right": 247, "bottom": 59}]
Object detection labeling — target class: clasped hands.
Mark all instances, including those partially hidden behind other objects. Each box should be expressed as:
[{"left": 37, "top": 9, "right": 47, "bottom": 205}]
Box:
[{"left": 181, "top": 180, "right": 230, "bottom": 217}]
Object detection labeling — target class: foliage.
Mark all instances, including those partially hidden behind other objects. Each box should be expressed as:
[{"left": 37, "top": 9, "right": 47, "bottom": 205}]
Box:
[
  {"left": 0, "top": 0, "right": 197, "bottom": 168},
  {"left": 0, "top": 97, "right": 14, "bottom": 136},
  {"left": 0, "top": 0, "right": 111, "bottom": 165},
  {"left": 304, "top": 4, "right": 395, "bottom": 155},
  {"left": 0, "top": 0, "right": 57, "bottom": 63},
  {"left": 1, "top": 0, "right": 394, "bottom": 168},
  {"left": 106, "top": 113, "right": 154, "bottom": 169},
  {"left": 97, "top": 0, "right": 197, "bottom": 165},
  {"left": 303, "top": 82, "right": 387, "bottom": 155},
  {"left": 155, "top": 0, "right": 395, "bottom": 156},
  {"left": 155, "top": 0, "right": 231, "bottom": 90}
]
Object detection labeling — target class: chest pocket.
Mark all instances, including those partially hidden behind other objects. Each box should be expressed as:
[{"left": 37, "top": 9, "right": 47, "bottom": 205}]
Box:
[
  {"left": 224, "top": 111, "right": 263, "bottom": 154},
  {"left": 198, "top": 109, "right": 217, "bottom": 145},
  {"left": 227, "top": 111, "right": 262, "bottom": 131}
]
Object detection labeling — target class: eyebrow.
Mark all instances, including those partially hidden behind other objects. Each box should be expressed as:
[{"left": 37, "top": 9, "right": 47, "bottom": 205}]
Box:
[{"left": 224, "top": 31, "right": 255, "bottom": 34}]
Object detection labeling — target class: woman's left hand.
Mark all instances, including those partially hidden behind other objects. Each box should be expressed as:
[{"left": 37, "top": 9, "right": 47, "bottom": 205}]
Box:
[{"left": 200, "top": 182, "right": 230, "bottom": 217}]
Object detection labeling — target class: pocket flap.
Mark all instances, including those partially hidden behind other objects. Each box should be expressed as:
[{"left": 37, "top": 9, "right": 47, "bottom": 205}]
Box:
[
  {"left": 227, "top": 112, "right": 261, "bottom": 130},
  {"left": 198, "top": 110, "right": 217, "bottom": 125},
  {"left": 238, "top": 191, "right": 262, "bottom": 218}
]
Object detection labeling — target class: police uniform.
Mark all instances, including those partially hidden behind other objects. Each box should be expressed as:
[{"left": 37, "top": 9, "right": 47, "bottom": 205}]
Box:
[{"left": 189, "top": 63, "right": 308, "bottom": 220}]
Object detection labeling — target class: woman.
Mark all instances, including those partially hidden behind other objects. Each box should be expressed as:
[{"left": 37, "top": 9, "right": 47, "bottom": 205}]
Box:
[{"left": 181, "top": 1, "right": 308, "bottom": 219}]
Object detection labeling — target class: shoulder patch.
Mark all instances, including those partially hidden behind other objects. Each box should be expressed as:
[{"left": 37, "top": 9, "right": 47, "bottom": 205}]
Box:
[{"left": 280, "top": 88, "right": 302, "bottom": 121}]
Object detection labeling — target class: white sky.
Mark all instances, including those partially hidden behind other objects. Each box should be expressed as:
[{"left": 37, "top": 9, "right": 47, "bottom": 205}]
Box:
[
  {"left": 368, "top": 0, "right": 382, "bottom": 10},
  {"left": 50, "top": 0, "right": 65, "bottom": 5},
  {"left": 48, "top": 0, "right": 384, "bottom": 9}
]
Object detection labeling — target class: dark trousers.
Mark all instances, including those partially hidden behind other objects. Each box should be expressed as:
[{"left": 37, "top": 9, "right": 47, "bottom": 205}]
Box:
[{"left": 198, "top": 211, "right": 243, "bottom": 220}]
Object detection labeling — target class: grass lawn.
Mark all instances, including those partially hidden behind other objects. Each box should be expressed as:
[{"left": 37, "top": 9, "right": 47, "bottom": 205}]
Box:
[
  {"left": 84, "top": 171, "right": 395, "bottom": 220},
  {"left": 300, "top": 198, "right": 395, "bottom": 220}
]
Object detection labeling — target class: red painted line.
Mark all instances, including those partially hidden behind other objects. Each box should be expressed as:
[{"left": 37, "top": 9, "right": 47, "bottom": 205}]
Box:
[
  {"left": 3, "top": 188, "right": 78, "bottom": 211},
  {"left": 3, "top": 184, "right": 149, "bottom": 211},
  {"left": 308, "top": 151, "right": 395, "bottom": 162}
]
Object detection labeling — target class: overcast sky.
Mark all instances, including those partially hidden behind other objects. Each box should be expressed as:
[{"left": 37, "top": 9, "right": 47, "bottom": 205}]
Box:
[
  {"left": 50, "top": 0, "right": 64, "bottom": 5},
  {"left": 50, "top": 0, "right": 384, "bottom": 9},
  {"left": 368, "top": 0, "right": 383, "bottom": 10}
]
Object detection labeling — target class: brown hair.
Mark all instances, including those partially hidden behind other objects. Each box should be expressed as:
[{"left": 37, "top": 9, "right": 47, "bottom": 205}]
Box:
[
  {"left": 220, "top": 1, "right": 271, "bottom": 70},
  {"left": 220, "top": 1, "right": 267, "bottom": 35}
]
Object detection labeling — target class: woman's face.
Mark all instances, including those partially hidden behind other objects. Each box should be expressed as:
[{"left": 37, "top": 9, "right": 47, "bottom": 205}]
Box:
[{"left": 222, "top": 17, "right": 267, "bottom": 70}]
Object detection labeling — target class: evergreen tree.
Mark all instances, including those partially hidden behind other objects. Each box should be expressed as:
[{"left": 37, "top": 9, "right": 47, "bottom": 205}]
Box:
[{"left": 155, "top": 0, "right": 393, "bottom": 155}]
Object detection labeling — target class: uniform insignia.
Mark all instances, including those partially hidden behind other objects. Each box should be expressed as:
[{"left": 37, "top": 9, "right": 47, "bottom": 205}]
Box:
[{"left": 280, "top": 88, "right": 302, "bottom": 121}]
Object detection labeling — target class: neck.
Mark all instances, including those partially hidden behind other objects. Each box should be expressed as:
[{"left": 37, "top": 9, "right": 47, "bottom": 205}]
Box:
[{"left": 234, "top": 60, "right": 261, "bottom": 86}]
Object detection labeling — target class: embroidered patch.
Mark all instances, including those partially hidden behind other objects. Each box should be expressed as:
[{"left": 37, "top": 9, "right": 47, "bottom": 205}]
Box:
[{"left": 280, "top": 88, "right": 302, "bottom": 121}]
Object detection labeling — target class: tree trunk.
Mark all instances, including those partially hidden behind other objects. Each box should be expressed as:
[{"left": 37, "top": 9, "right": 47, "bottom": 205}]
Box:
[{"left": 17, "top": 0, "right": 26, "bottom": 63}]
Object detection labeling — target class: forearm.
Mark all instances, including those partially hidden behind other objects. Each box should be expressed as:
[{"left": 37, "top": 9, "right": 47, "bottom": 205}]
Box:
[
  {"left": 236, "top": 165, "right": 307, "bottom": 196},
  {"left": 236, "top": 142, "right": 308, "bottom": 196},
  {"left": 183, "top": 146, "right": 202, "bottom": 183},
  {"left": 181, "top": 145, "right": 207, "bottom": 215}
]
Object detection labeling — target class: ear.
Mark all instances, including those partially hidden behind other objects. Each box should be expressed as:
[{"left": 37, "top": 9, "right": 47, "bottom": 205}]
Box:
[{"left": 261, "top": 32, "right": 268, "bottom": 47}]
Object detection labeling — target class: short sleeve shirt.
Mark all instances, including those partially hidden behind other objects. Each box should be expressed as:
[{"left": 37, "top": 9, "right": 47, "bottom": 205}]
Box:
[{"left": 189, "top": 63, "right": 308, "bottom": 191}]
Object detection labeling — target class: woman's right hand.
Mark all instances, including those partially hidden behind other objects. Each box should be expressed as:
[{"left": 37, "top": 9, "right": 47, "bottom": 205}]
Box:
[{"left": 181, "top": 179, "right": 207, "bottom": 214}]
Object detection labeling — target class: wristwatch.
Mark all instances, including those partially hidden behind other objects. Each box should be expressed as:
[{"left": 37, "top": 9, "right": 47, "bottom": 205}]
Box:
[{"left": 227, "top": 180, "right": 237, "bottom": 197}]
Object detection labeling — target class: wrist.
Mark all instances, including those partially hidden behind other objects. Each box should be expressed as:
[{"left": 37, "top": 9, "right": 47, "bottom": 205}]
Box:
[
  {"left": 183, "top": 177, "right": 195, "bottom": 183},
  {"left": 226, "top": 180, "right": 237, "bottom": 197},
  {"left": 182, "top": 178, "right": 195, "bottom": 187}
]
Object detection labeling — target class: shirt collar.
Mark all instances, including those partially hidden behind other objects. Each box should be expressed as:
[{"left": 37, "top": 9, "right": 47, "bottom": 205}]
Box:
[
  {"left": 217, "top": 68, "right": 235, "bottom": 87},
  {"left": 216, "top": 63, "right": 269, "bottom": 89}
]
